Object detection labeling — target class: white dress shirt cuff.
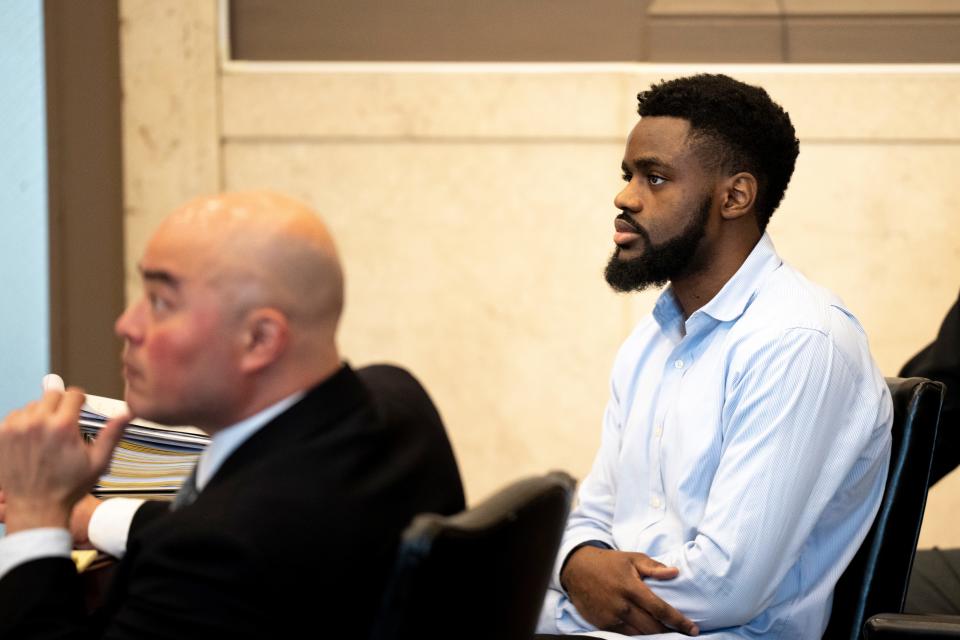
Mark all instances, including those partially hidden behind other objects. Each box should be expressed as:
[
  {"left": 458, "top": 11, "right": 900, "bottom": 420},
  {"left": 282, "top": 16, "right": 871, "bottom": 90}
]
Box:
[
  {"left": 0, "top": 528, "right": 72, "bottom": 580},
  {"left": 88, "top": 497, "right": 144, "bottom": 558}
]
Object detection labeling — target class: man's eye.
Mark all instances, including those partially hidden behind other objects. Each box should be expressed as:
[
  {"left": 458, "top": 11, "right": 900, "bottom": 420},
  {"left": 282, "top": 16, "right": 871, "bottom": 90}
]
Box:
[
  {"left": 621, "top": 172, "right": 632, "bottom": 183},
  {"left": 648, "top": 175, "right": 667, "bottom": 186},
  {"left": 149, "top": 293, "right": 170, "bottom": 313}
]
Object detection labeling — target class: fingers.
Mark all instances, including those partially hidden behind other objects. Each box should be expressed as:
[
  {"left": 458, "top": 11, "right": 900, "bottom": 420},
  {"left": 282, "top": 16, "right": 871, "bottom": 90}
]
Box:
[
  {"left": 23, "top": 388, "right": 85, "bottom": 435},
  {"left": 56, "top": 388, "right": 86, "bottom": 428},
  {"left": 617, "top": 604, "right": 669, "bottom": 635},
  {"left": 38, "top": 390, "right": 64, "bottom": 413},
  {"left": 90, "top": 412, "right": 129, "bottom": 473},
  {"left": 627, "top": 585, "right": 699, "bottom": 636}
]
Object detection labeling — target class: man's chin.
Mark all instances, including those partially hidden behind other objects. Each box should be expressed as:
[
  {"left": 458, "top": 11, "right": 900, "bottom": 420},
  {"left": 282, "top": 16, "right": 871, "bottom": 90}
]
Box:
[
  {"left": 123, "top": 392, "right": 147, "bottom": 418},
  {"left": 123, "top": 391, "right": 160, "bottom": 422},
  {"left": 604, "top": 252, "right": 668, "bottom": 293}
]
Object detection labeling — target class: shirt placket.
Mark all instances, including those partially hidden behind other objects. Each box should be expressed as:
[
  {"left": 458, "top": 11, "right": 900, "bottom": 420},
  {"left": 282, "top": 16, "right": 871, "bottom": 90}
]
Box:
[{"left": 647, "top": 343, "right": 694, "bottom": 529}]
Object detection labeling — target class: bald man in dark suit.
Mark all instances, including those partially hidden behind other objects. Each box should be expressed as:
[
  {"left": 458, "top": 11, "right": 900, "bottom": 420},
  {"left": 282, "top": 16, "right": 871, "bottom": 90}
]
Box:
[{"left": 0, "top": 192, "right": 464, "bottom": 639}]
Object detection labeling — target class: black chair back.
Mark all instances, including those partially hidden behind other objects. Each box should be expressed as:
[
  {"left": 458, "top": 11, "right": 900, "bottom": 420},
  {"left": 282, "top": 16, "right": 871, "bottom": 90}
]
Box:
[
  {"left": 824, "top": 377, "right": 944, "bottom": 639},
  {"left": 371, "top": 471, "right": 576, "bottom": 640}
]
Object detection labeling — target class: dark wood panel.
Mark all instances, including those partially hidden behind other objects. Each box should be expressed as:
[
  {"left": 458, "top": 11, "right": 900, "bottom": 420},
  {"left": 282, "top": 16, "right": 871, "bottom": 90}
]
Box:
[
  {"left": 229, "top": 0, "right": 647, "bottom": 62},
  {"left": 646, "top": 0, "right": 960, "bottom": 62},
  {"left": 44, "top": 0, "right": 125, "bottom": 397},
  {"left": 647, "top": 17, "right": 782, "bottom": 62},
  {"left": 789, "top": 18, "right": 960, "bottom": 62}
]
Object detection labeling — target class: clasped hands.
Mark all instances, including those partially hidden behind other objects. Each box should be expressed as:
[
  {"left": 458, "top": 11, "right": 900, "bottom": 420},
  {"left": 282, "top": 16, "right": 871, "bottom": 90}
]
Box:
[
  {"left": 561, "top": 545, "right": 699, "bottom": 636},
  {"left": 0, "top": 388, "right": 125, "bottom": 537}
]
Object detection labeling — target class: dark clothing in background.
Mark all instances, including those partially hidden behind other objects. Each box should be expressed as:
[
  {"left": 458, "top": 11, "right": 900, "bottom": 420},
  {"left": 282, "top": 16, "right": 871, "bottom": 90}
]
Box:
[
  {"left": 901, "top": 291, "right": 960, "bottom": 614},
  {"left": 901, "top": 291, "right": 959, "bottom": 484}
]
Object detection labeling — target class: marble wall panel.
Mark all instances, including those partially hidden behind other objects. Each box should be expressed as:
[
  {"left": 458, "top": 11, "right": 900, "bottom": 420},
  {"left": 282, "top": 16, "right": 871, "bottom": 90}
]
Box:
[
  {"left": 221, "top": 68, "right": 631, "bottom": 140},
  {"left": 223, "top": 140, "right": 646, "bottom": 501},
  {"left": 119, "top": 0, "right": 220, "bottom": 300},
  {"left": 920, "top": 468, "right": 960, "bottom": 548},
  {"left": 223, "top": 67, "right": 960, "bottom": 142},
  {"left": 120, "top": 1, "right": 960, "bottom": 542},
  {"left": 217, "top": 65, "right": 960, "bottom": 532},
  {"left": 638, "top": 69, "right": 960, "bottom": 141},
  {"left": 771, "top": 142, "right": 960, "bottom": 374}
]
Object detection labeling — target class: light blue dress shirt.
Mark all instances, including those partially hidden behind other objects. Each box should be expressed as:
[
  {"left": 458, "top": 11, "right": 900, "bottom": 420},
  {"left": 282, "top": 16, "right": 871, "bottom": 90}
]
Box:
[{"left": 539, "top": 234, "right": 893, "bottom": 639}]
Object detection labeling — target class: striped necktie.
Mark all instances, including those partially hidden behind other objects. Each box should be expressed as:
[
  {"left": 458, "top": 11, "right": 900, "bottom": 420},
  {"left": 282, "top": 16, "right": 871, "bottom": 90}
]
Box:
[{"left": 170, "top": 465, "right": 200, "bottom": 511}]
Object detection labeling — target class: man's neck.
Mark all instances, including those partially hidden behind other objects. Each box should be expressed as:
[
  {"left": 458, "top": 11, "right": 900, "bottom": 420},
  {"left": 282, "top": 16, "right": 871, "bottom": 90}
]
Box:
[
  {"left": 202, "top": 356, "right": 342, "bottom": 436},
  {"left": 671, "top": 231, "right": 762, "bottom": 319}
]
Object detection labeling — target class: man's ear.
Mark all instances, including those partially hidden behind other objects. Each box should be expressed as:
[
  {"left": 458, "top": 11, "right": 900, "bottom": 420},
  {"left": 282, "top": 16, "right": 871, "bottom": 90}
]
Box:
[
  {"left": 720, "top": 172, "right": 758, "bottom": 221},
  {"left": 239, "top": 308, "right": 288, "bottom": 374}
]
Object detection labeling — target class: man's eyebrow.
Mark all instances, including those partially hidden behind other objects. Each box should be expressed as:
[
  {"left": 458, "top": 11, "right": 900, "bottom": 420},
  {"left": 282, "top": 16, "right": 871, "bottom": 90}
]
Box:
[
  {"left": 628, "top": 156, "right": 674, "bottom": 172},
  {"left": 139, "top": 266, "right": 181, "bottom": 289}
]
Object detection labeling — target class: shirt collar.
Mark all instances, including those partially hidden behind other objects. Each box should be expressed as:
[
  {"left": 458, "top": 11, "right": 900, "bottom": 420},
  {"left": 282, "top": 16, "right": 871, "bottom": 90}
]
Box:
[
  {"left": 195, "top": 390, "right": 305, "bottom": 490},
  {"left": 653, "top": 232, "right": 782, "bottom": 335}
]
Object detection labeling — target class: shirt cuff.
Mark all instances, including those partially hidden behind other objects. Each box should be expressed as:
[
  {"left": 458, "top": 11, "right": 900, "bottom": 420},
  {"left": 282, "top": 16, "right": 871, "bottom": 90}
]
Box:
[
  {"left": 552, "top": 531, "right": 616, "bottom": 591},
  {"left": 0, "top": 528, "right": 72, "bottom": 580},
  {"left": 558, "top": 540, "right": 613, "bottom": 591},
  {"left": 88, "top": 497, "right": 144, "bottom": 558}
]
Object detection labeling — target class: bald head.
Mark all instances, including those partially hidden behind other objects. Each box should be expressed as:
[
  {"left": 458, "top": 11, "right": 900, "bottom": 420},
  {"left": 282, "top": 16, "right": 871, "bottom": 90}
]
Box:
[
  {"left": 156, "top": 191, "right": 344, "bottom": 341},
  {"left": 118, "top": 191, "right": 345, "bottom": 430}
]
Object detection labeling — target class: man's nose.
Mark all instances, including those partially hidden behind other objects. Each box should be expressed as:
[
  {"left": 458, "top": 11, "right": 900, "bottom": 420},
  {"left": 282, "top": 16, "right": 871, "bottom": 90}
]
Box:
[
  {"left": 614, "top": 181, "right": 642, "bottom": 213},
  {"left": 115, "top": 300, "right": 143, "bottom": 342}
]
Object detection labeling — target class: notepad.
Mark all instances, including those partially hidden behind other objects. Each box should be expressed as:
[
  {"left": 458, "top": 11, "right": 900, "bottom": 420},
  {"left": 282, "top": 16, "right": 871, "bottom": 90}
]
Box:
[{"left": 80, "top": 394, "right": 210, "bottom": 497}]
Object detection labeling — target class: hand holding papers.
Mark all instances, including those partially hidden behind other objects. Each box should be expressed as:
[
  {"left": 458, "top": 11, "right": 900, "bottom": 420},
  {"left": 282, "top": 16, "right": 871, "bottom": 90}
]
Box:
[
  {"left": 78, "top": 392, "right": 209, "bottom": 499},
  {"left": 0, "top": 389, "right": 125, "bottom": 533}
]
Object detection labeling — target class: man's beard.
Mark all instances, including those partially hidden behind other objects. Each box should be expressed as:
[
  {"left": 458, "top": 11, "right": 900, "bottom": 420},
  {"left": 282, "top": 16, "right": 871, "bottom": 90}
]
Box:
[{"left": 604, "top": 194, "right": 712, "bottom": 293}]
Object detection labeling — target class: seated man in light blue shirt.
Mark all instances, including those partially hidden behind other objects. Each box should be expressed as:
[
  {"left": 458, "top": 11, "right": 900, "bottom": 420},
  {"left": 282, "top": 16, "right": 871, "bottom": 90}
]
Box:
[{"left": 537, "top": 74, "right": 892, "bottom": 639}]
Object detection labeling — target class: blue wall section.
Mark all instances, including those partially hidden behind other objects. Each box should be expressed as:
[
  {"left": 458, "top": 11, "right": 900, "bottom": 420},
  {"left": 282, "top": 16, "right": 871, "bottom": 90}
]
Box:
[{"left": 0, "top": 1, "right": 50, "bottom": 419}]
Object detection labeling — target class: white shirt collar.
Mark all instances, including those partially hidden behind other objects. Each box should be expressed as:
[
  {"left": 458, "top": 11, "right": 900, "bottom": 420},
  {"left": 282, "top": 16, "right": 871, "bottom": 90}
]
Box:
[{"left": 195, "top": 390, "right": 305, "bottom": 490}]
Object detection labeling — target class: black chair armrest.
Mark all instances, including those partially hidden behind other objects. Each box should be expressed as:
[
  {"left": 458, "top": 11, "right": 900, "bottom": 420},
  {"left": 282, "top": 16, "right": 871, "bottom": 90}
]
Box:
[{"left": 865, "top": 613, "right": 960, "bottom": 639}]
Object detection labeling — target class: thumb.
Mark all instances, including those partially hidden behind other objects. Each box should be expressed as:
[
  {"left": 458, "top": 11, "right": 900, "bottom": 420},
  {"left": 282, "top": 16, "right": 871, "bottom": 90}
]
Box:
[
  {"left": 89, "top": 412, "right": 130, "bottom": 474},
  {"left": 632, "top": 554, "right": 680, "bottom": 579}
]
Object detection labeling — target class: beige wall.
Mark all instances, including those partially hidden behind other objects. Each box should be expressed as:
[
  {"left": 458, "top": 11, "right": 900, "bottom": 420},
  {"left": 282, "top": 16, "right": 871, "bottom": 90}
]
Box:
[{"left": 120, "top": 2, "right": 960, "bottom": 547}]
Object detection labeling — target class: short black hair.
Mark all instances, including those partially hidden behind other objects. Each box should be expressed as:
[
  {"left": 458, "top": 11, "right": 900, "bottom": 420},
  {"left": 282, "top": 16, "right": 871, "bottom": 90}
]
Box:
[{"left": 637, "top": 74, "right": 799, "bottom": 231}]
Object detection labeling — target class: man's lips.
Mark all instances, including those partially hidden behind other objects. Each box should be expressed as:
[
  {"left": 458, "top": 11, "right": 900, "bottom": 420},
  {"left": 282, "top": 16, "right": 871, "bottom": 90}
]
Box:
[
  {"left": 122, "top": 361, "right": 141, "bottom": 381},
  {"left": 614, "top": 215, "right": 643, "bottom": 246}
]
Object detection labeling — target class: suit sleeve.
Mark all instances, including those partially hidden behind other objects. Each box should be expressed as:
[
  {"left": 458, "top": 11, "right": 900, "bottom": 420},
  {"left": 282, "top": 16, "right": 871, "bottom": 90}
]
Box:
[
  {"left": 900, "top": 290, "right": 960, "bottom": 484},
  {"left": 0, "top": 556, "right": 90, "bottom": 640},
  {"left": 0, "top": 500, "right": 269, "bottom": 640}
]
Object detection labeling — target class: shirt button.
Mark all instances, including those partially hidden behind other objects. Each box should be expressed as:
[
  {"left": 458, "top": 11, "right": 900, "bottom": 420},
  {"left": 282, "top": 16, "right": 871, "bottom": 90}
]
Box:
[
  {"left": 654, "top": 426, "right": 663, "bottom": 438},
  {"left": 650, "top": 497, "right": 662, "bottom": 509},
  {"left": 674, "top": 359, "right": 684, "bottom": 369}
]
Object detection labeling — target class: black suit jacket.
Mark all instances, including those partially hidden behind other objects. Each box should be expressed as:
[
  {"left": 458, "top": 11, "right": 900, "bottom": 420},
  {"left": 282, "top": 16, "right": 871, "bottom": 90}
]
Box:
[{"left": 0, "top": 364, "right": 465, "bottom": 639}]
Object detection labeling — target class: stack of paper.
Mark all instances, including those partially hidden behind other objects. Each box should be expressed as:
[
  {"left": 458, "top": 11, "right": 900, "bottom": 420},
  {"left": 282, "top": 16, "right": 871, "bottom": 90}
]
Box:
[{"left": 79, "top": 394, "right": 209, "bottom": 499}]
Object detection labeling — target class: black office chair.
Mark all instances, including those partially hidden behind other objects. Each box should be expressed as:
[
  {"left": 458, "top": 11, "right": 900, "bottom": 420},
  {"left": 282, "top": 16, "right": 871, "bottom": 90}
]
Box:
[
  {"left": 865, "top": 613, "right": 960, "bottom": 639},
  {"left": 370, "top": 471, "right": 576, "bottom": 640},
  {"left": 823, "top": 377, "right": 944, "bottom": 640}
]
